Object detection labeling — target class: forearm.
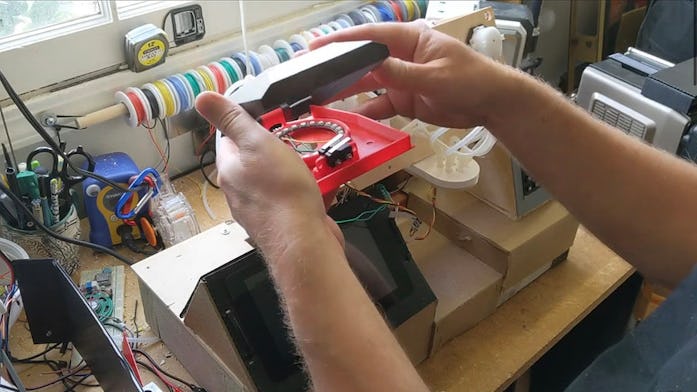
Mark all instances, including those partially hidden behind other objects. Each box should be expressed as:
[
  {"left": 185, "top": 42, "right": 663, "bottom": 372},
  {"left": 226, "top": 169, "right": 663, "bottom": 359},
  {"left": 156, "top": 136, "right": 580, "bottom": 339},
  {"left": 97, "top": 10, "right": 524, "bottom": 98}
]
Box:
[
  {"left": 256, "top": 214, "right": 428, "bottom": 391},
  {"left": 485, "top": 67, "right": 697, "bottom": 288}
]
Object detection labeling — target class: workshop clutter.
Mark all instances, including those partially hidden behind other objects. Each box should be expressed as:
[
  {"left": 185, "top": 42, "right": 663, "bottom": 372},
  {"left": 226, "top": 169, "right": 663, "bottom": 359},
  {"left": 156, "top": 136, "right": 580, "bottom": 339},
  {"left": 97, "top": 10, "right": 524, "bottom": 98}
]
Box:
[{"left": 114, "top": 0, "right": 428, "bottom": 127}]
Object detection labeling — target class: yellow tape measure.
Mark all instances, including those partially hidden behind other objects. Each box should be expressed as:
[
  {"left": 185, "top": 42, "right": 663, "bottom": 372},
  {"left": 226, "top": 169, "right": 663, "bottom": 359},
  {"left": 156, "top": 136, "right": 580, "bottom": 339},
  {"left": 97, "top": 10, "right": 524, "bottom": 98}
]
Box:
[{"left": 125, "top": 24, "right": 169, "bottom": 72}]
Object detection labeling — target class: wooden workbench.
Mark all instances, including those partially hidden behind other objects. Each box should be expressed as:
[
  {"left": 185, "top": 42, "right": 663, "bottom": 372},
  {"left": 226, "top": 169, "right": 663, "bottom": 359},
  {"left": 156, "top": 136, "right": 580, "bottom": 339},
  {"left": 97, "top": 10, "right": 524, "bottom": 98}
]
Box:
[{"left": 9, "top": 170, "right": 633, "bottom": 391}]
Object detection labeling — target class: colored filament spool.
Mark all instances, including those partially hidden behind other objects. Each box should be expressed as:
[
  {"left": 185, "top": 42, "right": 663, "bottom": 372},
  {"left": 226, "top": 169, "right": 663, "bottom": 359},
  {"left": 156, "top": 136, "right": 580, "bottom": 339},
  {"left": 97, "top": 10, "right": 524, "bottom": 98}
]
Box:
[
  {"left": 195, "top": 67, "right": 216, "bottom": 92},
  {"left": 142, "top": 83, "right": 166, "bottom": 120},
  {"left": 183, "top": 72, "right": 202, "bottom": 97},
  {"left": 160, "top": 78, "right": 181, "bottom": 115},
  {"left": 141, "top": 87, "right": 160, "bottom": 119},
  {"left": 115, "top": 91, "right": 139, "bottom": 128},
  {"left": 167, "top": 76, "right": 190, "bottom": 111},
  {"left": 152, "top": 80, "right": 176, "bottom": 117},
  {"left": 218, "top": 59, "right": 240, "bottom": 83}
]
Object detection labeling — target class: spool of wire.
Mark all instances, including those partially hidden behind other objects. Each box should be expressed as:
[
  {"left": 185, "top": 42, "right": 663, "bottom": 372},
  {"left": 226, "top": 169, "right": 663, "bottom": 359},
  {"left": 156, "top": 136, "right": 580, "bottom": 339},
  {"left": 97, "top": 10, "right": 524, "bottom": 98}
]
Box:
[
  {"left": 141, "top": 88, "right": 160, "bottom": 119},
  {"left": 161, "top": 78, "right": 181, "bottom": 115},
  {"left": 166, "top": 76, "right": 191, "bottom": 111},
  {"left": 336, "top": 14, "right": 355, "bottom": 27},
  {"left": 348, "top": 10, "right": 367, "bottom": 25},
  {"left": 153, "top": 80, "right": 176, "bottom": 117},
  {"left": 127, "top": 87, "right": 151, "bottom": 124},
  {"left": 142, "top": 83, "right": 167, "bottom": 120},
  {"left": 247, "top": 51, "right": 263, "bottom": 75},
  {"left": 221, "top": 58, "right": 244, "bottom": 81},
  {"left": 375, "top": 1, "right": 397, "bottom": 22},
  {"left": 115, "top": 91, "right": 139, "bottom": 128},
  {"left": 182, "top": 72, "right": 202, "bottom": 98},
  {"left": 173, "top": 74, "right": 195, "bottom": 110},
  {"left": 328, "top": 21, "right": 344, "bottom": 31},
  {"left": 217, "top": 58, "right": 240, "bottom": 84},
  {"left": 196, "top": 66, "right": 216, "bottom": 92},
  {"left": 208, "top": 62, "right": 230, "bottom": 92},
  {"left": 230, "top": 53, "right": 248, "bottom": 76},
  {"left": 289, "top": 34, "right": 309, "bottom": 50}
]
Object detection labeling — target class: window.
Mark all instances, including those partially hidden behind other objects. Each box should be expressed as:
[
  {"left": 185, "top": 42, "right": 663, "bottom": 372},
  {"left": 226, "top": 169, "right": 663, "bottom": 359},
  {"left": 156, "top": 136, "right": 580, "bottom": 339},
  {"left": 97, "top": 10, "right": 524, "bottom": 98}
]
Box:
[
  {"left": 115, "top": 1, "right": 187, "bottom": 20},
  {"left": 0, "top": 1, "right": 108, "bottom": 51}
]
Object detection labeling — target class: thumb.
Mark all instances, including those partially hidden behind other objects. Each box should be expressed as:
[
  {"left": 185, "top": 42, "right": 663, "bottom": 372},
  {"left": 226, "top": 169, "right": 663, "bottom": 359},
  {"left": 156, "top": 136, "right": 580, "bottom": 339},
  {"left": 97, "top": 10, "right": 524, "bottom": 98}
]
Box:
[
  {"left": 195, "top": 91, "right": 268, "bottom": 149},
  {"left": 372, "top": 57, "right": 430, "bottom": 92}
]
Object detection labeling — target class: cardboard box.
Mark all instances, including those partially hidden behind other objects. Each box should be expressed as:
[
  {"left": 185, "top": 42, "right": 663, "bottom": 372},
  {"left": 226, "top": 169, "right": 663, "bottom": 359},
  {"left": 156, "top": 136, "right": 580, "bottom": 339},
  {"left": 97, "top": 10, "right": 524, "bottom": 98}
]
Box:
[
  {"left": 399, "top": 220, "right": 502, "bottom": 354},
  {"left": 468, "top": 143, "right": 551, "bottom": 220},
  {"left": 406, "top": 178, "right": 579, "bottom": 304},
  {"left": 133, "top": 221, "right": 253, "bottom": 392},
  {"left": 134, "top": 221, "right": 437, "bottom": 391}
]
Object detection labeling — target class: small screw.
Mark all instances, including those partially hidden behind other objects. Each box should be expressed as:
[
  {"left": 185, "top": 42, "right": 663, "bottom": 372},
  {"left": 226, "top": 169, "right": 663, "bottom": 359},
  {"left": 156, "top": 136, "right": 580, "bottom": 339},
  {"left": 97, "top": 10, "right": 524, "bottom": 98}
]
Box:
[
  {"left": 45, "top": 330, "right": 52, "bottom": 337},
  {"left": 222, "top": 228, "right": 230, "bottom": 235}
]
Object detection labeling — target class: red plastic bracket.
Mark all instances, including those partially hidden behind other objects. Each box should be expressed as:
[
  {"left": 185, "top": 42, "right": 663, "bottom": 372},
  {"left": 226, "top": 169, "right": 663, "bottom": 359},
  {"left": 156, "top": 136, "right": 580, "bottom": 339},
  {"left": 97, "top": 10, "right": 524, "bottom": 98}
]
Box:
[{"left": 259, "top": 105, "right": 412, "bottom": 194}]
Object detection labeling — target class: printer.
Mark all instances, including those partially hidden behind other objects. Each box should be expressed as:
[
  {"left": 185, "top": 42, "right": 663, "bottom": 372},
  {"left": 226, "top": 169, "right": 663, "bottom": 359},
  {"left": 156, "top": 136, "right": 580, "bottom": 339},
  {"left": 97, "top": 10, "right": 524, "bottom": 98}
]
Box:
[{"left": 575, "top": 48, "right": 697, "bottom": 159}]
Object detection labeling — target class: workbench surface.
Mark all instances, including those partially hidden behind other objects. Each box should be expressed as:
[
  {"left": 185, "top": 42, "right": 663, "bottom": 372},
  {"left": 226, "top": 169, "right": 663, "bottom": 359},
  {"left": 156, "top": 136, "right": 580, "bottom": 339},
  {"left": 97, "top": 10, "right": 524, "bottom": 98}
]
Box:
[{"left": 10, "top": 170, "right": 632, "bottom": 391}]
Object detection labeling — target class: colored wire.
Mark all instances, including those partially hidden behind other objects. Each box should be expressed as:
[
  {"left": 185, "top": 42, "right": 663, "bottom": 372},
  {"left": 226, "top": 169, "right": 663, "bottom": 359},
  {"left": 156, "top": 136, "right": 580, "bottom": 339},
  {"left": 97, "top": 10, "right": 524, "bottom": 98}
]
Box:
[
  {"left": 183, "top": 72, "right": 202, "bottom": 97},
  {"left": 413, "top": 187, "right": 436, "bottom": 241},
  {"left": 10, "top": 345, "right": 60, "bottom": 364},
  {"left": 147, "top": 122, "right": 169, "bottom": 175},
  {"left": 335, "top": 205, "right": 387, "bottom": 224},
  {"left": 133, "top": 349, "right": 199, "bottom": 391},
  {"left": 0, "top": 364, "right": 91, "bottom": 391},
  {"left": 199, "top": 150, "right": 219, "bottom": 189},
  {"left": 167, "top": 76, "right": 190, "bottom": 111},
  {"left": 195, "top": 124, "right": 216, "bottom": 156},
  {"left": 0, "top": 180, "right": 134, "bottom": 265},
  {"left": 217, "top": 59, "right": 239, "bottom": 83},
  {"left": 153, "top": 80, "right": 176, "bottom": 117}
]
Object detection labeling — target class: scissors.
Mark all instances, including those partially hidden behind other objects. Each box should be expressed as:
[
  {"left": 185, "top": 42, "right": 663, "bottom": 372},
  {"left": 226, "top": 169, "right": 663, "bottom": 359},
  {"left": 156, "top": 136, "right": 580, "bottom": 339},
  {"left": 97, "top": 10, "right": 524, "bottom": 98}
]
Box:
[{"left": 26, "top": 145, "right": 96, "bottom": 197}]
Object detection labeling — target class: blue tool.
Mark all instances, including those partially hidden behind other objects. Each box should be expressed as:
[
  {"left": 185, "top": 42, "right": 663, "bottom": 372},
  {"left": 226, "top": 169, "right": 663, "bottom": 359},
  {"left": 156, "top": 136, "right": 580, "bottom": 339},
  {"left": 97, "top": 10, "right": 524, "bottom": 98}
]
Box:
[{"left": 82, "top": 152, "right": 145, "bottom": 248}]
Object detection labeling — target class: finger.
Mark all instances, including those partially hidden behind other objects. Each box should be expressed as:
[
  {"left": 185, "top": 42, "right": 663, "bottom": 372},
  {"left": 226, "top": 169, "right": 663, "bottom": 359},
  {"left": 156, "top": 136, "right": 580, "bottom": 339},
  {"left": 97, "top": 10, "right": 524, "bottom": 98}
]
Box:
[
  {"left": 372, "top": 57, "right": 432, "bottom": 92},
  {"left": 326, "top": 58, "right": 431, "bottom": 104},
  {"left": 195, "top": 91, "right": 269, "bottom": 150},
  {"left": 324, "top": 73, "right": 383, "bottom": 103},
  {"left": 354, "top": 95, "right": 397, "bottom": 120},
  {"left": 309, "top": 20, "right": 429, "bottom": 61}
]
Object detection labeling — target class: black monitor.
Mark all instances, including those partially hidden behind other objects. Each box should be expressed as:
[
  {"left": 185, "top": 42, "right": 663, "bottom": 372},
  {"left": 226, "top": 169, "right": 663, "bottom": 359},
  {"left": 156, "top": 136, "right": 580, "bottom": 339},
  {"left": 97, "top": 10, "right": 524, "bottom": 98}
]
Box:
[
  {"left": 12, "top": 259, "right": 144, "bottom": 392},
  {"left": 202, "top": 196, "right": 435, "bottom": 392}
]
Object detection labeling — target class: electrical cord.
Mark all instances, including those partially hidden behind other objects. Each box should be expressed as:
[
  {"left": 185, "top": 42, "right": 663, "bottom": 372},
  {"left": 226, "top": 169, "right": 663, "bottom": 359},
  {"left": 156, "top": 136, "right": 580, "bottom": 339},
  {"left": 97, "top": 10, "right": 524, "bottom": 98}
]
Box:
[
  {"left": 0, "top": 68, "right": 131, "bottom": 193},
  {"left": 0, "top": 181, "right": 134, "bottom": 266},
  {"left": 132, "top": 349, "right": 202, "bottom": 391},
  {"left": 199, "top": 150, "right": 219, "bottom": 189},
  {"left": 10, "top": 345, "right": 60, "bottom": 364}
]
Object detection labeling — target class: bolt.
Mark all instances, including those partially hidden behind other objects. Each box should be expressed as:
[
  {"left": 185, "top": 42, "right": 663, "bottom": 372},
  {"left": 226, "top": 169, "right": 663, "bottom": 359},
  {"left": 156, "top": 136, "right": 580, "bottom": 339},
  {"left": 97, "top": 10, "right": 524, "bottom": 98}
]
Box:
[
  {"left": 222, "top": 228, "right": 230, "bottom": 235},
  {"left": 45, "top": 330, "right": 52, "bottom": 337}
]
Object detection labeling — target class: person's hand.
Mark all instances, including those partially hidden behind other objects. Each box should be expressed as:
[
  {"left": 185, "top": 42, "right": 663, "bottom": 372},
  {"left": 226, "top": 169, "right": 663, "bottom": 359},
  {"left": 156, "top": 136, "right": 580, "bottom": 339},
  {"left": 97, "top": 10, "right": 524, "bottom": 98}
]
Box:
[
  {"left": 310, "top": 20, "right": 511, "bottom": 129},
  {"left": 195, "top": 92, "right": 344, "bottom": 250}
]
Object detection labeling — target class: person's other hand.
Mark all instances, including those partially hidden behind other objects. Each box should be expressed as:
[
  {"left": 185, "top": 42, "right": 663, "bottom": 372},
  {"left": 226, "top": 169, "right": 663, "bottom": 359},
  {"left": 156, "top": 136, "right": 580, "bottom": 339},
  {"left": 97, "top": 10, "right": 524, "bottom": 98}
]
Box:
[
  {"left": 195, "top": 92, "right": 344, "bottom": 249},
  {"left": 310, "top": 20, "right": 510, "bottom": 129}
]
